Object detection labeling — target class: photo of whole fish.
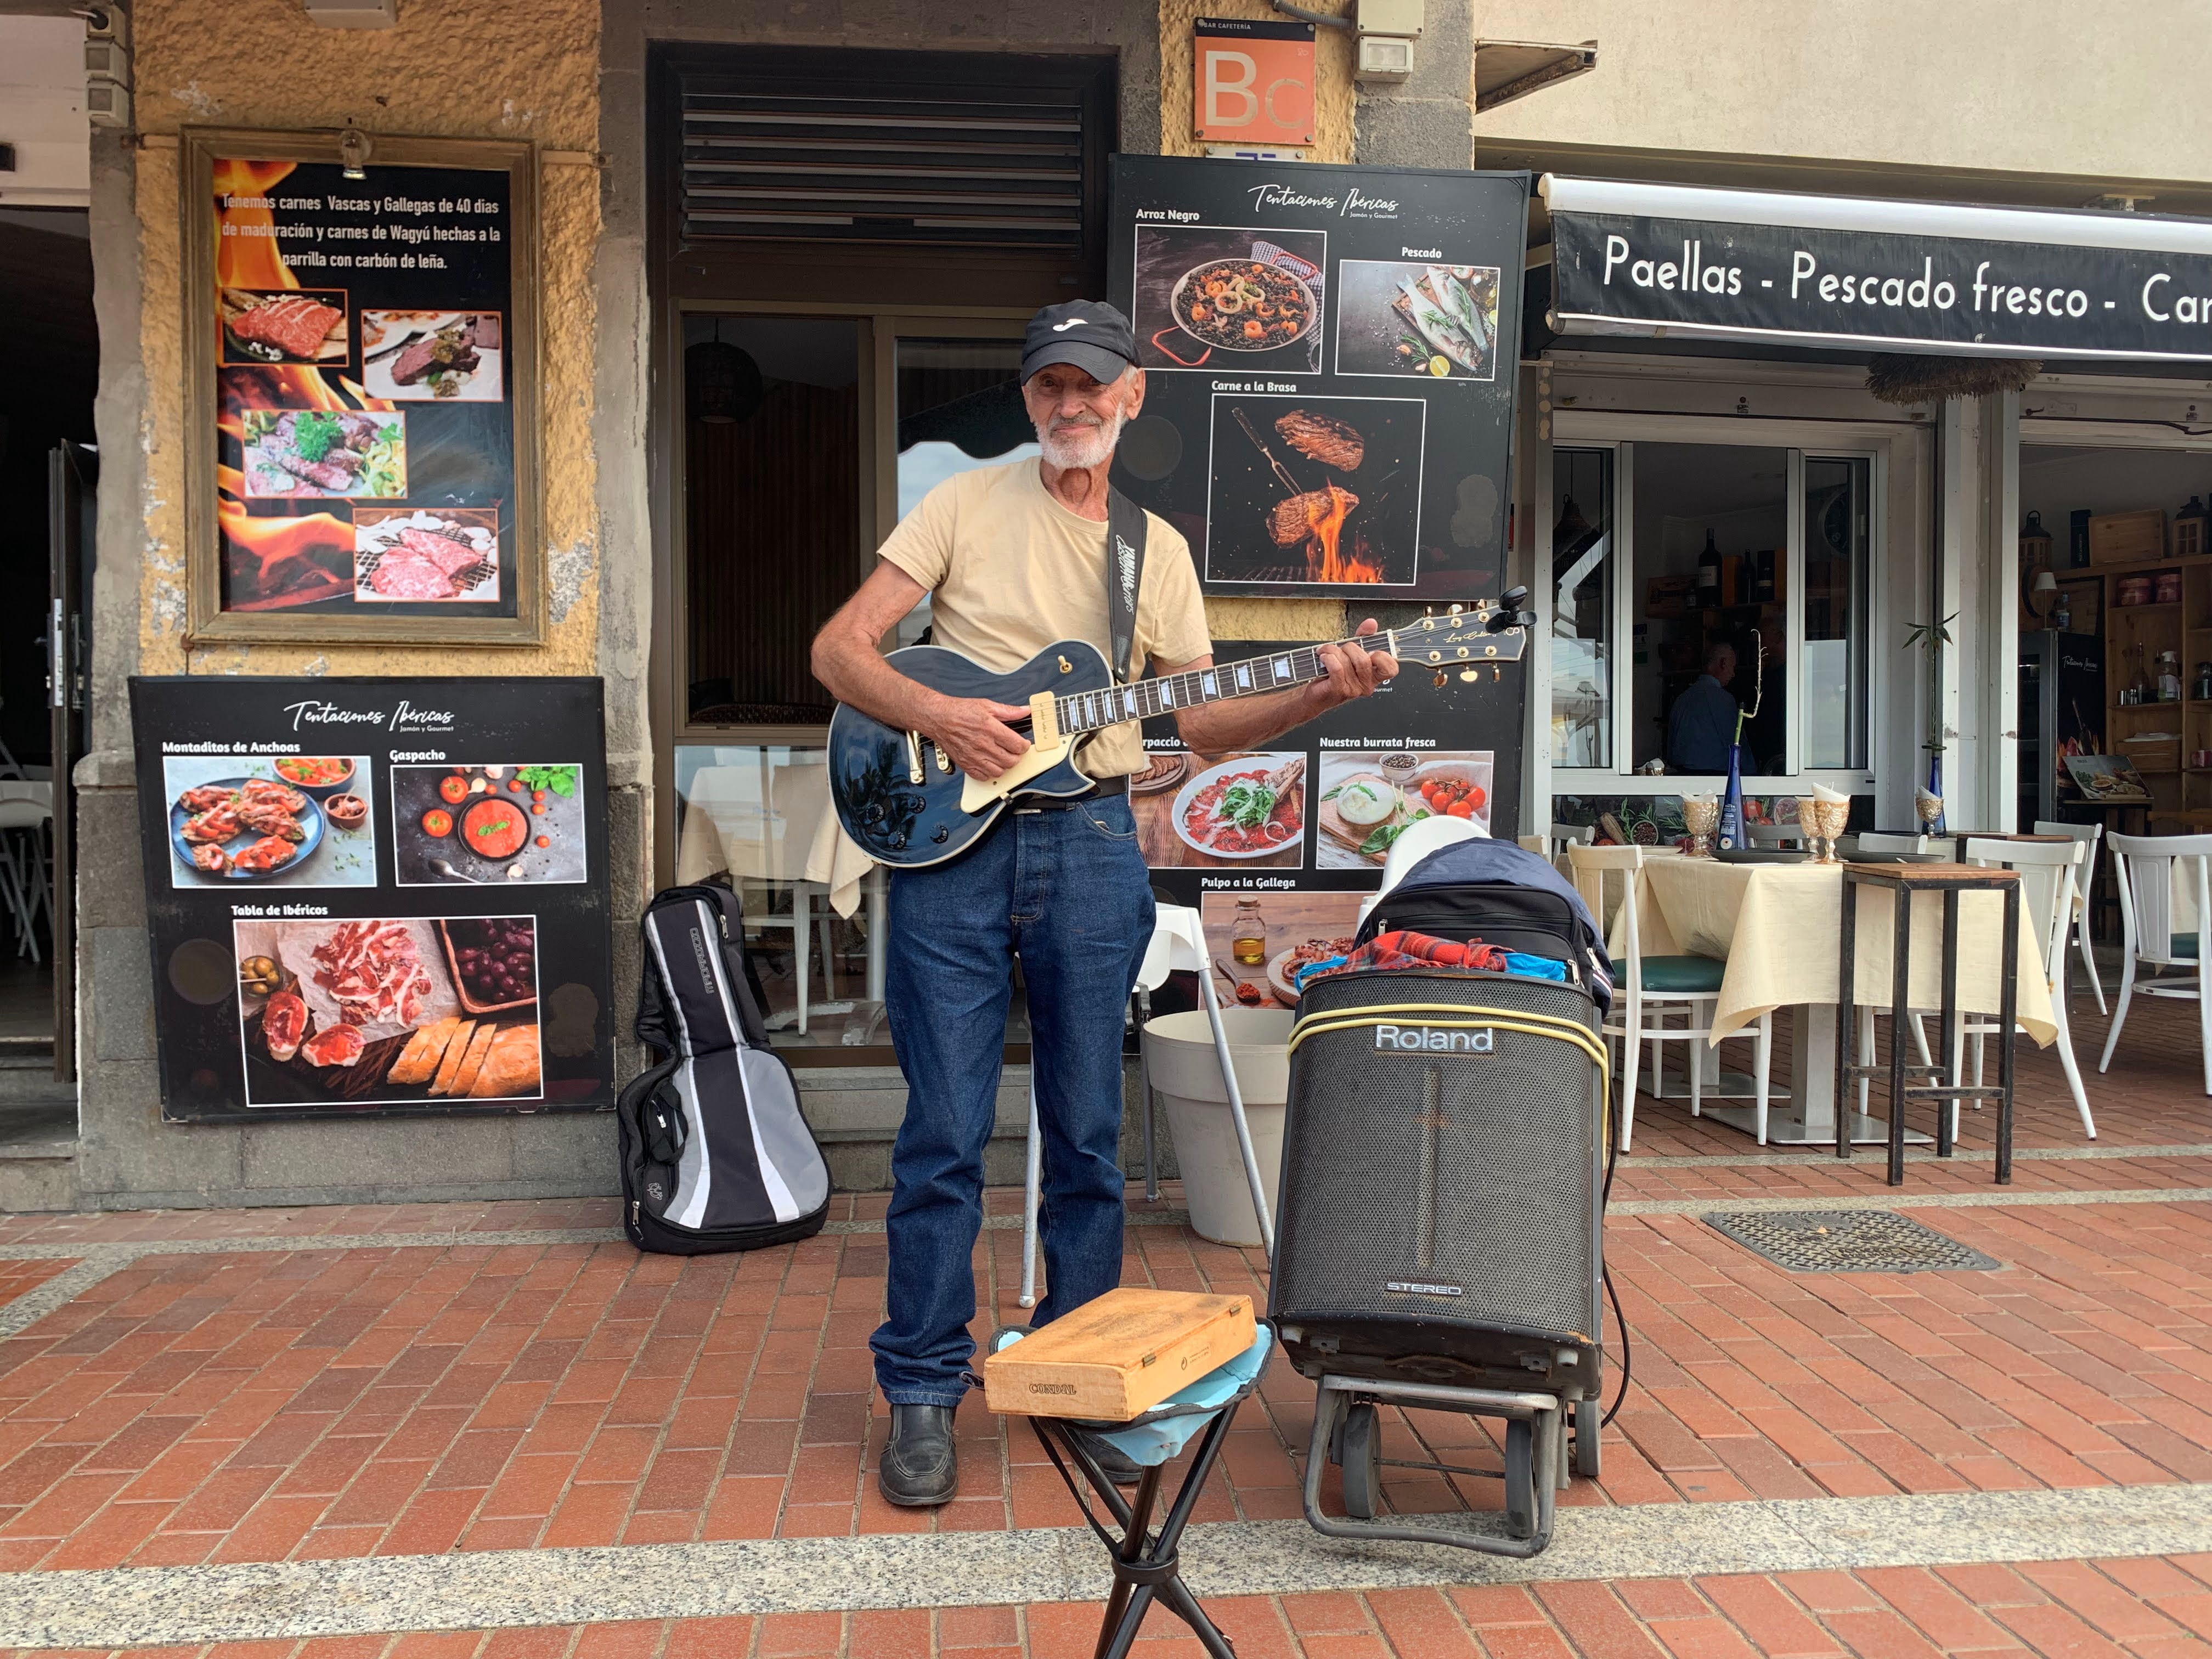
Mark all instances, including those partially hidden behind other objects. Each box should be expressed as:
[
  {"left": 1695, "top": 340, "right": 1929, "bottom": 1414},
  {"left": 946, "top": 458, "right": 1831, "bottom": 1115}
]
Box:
[{"left": 1334, "top": 259, "right": 1503, "bottom": 381}]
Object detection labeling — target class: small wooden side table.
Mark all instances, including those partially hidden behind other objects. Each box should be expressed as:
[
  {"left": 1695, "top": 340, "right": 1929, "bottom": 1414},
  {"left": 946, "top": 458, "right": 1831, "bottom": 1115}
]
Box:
[{"left": 1836, "top": 862, "right": 2022, "bottom": 1186}]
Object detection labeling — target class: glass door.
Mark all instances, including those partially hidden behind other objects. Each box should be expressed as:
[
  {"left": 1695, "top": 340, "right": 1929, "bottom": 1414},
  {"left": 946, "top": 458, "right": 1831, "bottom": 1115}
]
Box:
[{"left": 667, "top": 312, "right": 1033, "bottom": 1057}]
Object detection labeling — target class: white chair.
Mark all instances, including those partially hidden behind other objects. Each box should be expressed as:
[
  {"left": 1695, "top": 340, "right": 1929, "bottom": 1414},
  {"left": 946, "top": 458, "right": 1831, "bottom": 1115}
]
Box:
[
  {"left": 682, "top": 763, "right": 842, "bottom": 1034},
  {"left": 1961, "top": 837, "right": 2095, "bottom": 1138},
  {"left": 0, "top": 786, "right": 53, "bottom": 963},
  {"left": 2035, "top": 820, "right": 2108, "bottom": 1014},
  {"left": 1566, "top": 844, "right": 1773, "bottom": 1147},
  {"left": 2099, "top": 832, "right": 2212, "bottom": 1095},
  {"left": 1018, "top": 904, "right": 1272, "bottom": 1307}
]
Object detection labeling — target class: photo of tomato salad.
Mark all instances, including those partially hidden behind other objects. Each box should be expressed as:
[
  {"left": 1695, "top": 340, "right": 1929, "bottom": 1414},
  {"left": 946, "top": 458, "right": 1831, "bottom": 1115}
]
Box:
[{"left": 391, "top": 763, "right": 589, "bottom": 887}]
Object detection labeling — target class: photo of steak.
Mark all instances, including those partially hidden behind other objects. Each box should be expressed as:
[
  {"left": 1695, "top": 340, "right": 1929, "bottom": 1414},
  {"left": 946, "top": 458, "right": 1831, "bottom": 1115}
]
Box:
[
  {"left": 236, "top": 800, "right": 304, "bottom": 840},
  {"left": 1274, "top": 410, "right": 1364, "bottom": 471},
  {"left": 179, "top": 785, "right": 236, "bottom": 812},
  {"left": 467, "top": 314, "right": 500, "bottom": 350},
  {"left": 232, "top": 295, "right": 343, "bottom": 359},
  {"left": 278, "top": 453, "right": 358, "bottom": 492},
  {"left": 190, "top": 843, "right": 231, "bottom": 874},
  {"left": 368, "top": 552, "right": 462, "bottom": 600},
  {"left": 1269, "top": 485, "right": 1359, "bottom": 546},
  {"left": 232, "top": 836, "right": 298, "bottom": 873},
  {"left": 397, "top": 527, "right": 483, "bottom": 578},
  {"left": 391, "top": 331, "right": 481, "bottom": 386},
  {"left": 182, "top": 803, "right": 242, "bottom": 844}
]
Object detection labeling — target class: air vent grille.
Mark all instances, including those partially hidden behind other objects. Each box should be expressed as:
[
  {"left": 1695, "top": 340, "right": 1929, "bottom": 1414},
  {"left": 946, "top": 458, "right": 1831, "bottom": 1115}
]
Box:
[{"left": 680, "top": 90, "right": 1088, "bottom": 253}]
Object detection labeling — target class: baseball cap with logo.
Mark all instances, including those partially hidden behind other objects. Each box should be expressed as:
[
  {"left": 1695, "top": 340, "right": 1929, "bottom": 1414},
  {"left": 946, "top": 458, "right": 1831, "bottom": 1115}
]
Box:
[{"left": 1022, "top": 300, "right": 1137, "bottom": 386}]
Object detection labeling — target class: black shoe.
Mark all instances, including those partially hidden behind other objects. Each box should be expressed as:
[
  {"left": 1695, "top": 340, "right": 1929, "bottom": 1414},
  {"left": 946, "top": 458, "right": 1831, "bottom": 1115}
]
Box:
[
  {"left": 1063, "top": 1423, "right": 1145, "bottom": 1486},
  {"left": 879, "top": 1403, "right": 960, "bottom": 1507}
]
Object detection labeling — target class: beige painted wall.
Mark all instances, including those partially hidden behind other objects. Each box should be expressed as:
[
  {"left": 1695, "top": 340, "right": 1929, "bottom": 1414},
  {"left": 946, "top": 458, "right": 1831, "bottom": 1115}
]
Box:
[
  {"left": 1472, "top": 0, "right": 2212, "bottom": 185},
  {"left": 128, "top": 0, "right": 601, "bottom": 679}
]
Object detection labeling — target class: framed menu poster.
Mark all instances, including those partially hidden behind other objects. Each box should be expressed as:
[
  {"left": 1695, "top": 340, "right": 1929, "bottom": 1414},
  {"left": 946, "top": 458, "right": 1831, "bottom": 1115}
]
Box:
[{"left": 180, "top": 128, "right": 543, "bottom": 645}]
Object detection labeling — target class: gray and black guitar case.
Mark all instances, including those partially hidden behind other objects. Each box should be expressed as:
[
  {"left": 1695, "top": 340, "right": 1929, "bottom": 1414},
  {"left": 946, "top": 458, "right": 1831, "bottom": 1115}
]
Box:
[{"left": 618, "top": 883, "right": 832, "bottom": 1254}]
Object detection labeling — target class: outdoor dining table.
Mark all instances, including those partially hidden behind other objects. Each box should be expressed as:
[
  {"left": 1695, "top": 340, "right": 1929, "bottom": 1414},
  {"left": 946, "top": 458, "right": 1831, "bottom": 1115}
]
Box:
[{"left": 1606, "top": 856, "right": 2057, "bottom": 1145}]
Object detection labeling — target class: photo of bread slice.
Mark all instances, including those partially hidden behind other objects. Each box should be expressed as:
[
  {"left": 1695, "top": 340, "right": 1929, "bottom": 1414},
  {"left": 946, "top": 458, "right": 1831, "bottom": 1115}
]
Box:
[
  {"left": 447, "top": 1022, "right": 500, "bottom": 1097},
  {"left": 469, "top": 1024, "right": 542, "bottom": 1099},
  {"left": 388, "top": 1016, "right": 460, "bottom": 1087},
  {"left": 427, "top": 1019, "right": 479, "bottom": 1096}
]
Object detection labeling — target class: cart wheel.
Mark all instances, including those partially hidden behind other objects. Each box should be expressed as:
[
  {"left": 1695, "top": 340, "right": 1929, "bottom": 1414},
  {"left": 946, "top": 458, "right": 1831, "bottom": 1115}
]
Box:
[
  {"left": 1504, "top": 1418, "right": 1536, "bottom": 1539},
  {"left": 1340, "top": 1402, "right": 1381, "bottom": 1521},
  {"left": 1573, "top": 1396, "right": 1602, "bottom": 1480}
]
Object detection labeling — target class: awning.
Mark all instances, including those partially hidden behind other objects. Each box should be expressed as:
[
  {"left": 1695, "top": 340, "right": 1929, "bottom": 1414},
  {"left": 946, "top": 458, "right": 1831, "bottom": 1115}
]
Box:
[{"left": 1542, "top": 175, "right": 2212, "bottom": 361}]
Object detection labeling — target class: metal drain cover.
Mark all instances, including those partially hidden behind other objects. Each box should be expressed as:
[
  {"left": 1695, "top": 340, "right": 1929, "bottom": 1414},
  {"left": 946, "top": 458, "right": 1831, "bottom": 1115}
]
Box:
[{"left": 1704, "top": 1210, "right": 2001, "bottom": 1273}]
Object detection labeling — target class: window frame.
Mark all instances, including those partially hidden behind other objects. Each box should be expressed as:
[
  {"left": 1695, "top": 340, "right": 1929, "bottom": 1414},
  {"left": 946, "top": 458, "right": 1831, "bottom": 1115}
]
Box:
[{"left": 1538, "top": 412, "right": 1891, "bottom": 800}]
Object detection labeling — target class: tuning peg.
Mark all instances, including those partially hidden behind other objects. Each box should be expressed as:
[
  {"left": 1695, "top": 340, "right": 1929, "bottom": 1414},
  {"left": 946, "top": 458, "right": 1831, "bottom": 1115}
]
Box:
[
  {"left": 1499, "top": 585, "right": 1530, "bottom": 610},
  {"left": 1432, "top": 669, "right": 1449, "bottom": 689},
  {"left": 1458, "top": 668, "right": 1480, "bottom": 682}
]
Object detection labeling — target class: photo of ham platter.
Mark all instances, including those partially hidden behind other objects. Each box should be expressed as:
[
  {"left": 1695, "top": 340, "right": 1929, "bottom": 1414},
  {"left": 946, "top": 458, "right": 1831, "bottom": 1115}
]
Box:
[
  {"left": 161, "top": 753, "right": 376, "bottom": 888},
  {"left": 234, "top": 915, "right": 543, "bottom": 1107},
  {"left": 391, "top": 763, "right": 588, "bottom": 886},
  {"left": 219, "top": 286, "right": 349, "bottom": 365},
  {"left": 354, "top": 509, "right": 500, "bottom": 603},
  {"left": 359, "top": 309, "right": 505, "bottom": 403}
]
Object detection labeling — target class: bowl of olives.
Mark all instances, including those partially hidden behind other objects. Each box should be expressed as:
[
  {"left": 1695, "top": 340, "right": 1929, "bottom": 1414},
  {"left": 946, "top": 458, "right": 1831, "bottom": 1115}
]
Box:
[{"left": 436, "top": 916, "right": 539, "bottom": 1014}]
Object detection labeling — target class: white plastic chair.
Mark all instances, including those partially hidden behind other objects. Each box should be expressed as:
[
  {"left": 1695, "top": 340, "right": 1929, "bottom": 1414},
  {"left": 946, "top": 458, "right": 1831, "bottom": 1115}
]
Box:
[
  {"left": 1854, "top": 832, "right": 1929, "bottom": 856},
  {"left": 1962, "top": 837, "right": 2095, "bottom": 1138},
  {"left": 2099, "top": 832, "right": 2212, "bottom": 1095},
  {"left": 2035, "top": 820, "right": 2108, "bottom": 1014},
  {"left": 0, "top": 788, "right": 53, "bottom": 963},
  {"left": 1566, "top": 844, "right": 1772, "bottom": 1147},
  {"left": 1018, "top": 903, "right": 1273, "bottom": 1308}
]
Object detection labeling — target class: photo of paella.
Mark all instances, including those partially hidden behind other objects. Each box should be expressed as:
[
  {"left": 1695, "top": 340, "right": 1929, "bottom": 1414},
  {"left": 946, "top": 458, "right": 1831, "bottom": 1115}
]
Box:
[{"left": 1131, "top": 224, "right": 1327, "bottom": 374}]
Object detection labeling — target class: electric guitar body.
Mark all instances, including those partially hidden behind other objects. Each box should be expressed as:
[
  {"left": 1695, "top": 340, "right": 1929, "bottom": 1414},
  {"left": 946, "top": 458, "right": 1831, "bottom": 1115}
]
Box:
[
  {"left": 828, "top": 640, "right": 1112, "bottom": 867},
  {"left": 829, "top": 600, "right": 1532, "bottom": 871}
]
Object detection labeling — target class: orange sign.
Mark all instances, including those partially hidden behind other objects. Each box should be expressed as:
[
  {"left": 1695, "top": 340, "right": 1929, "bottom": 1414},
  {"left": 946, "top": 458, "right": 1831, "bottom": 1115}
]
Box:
[{"left": 1193, "top": 18, "right": 1316, "bottom": 147}]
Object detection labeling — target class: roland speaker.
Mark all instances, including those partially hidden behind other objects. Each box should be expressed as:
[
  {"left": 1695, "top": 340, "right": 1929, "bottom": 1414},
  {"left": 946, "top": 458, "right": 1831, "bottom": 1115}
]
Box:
[{"left": 1269, "top": 968, "right": 1606, "bottom": 1397}]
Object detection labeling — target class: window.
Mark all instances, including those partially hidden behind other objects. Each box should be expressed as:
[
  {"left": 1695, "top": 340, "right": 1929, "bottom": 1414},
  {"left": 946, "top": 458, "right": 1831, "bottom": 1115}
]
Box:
[{"left": 1547, "top": 438, "right": 1876, "bottom": 783}]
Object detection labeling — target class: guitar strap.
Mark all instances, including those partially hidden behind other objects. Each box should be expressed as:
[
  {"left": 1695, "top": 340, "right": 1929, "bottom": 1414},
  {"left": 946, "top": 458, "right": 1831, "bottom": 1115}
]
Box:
[{"left": 1104, "top": 486, "right": 1148, "bottom": 688}]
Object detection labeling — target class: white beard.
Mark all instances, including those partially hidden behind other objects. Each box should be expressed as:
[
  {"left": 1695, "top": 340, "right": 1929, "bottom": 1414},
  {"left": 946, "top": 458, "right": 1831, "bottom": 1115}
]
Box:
[{"left": 1036, "top": 408, "right": 1127, "bottom": 471}]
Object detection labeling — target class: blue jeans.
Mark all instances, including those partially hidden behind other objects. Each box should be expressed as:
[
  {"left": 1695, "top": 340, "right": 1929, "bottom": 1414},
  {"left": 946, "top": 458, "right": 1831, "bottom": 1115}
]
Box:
[{"left": 871, "top": 795, "right": 1155, "bottom": 1406}]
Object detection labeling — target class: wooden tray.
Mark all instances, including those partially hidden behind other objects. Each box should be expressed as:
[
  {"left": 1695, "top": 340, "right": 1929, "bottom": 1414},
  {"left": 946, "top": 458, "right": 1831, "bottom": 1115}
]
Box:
[
  {"left": 984, "top": 1289, "right": 1255, "bottom": 1420},
  {"left": 436, "top": 919, "right": 535, "bottom": 1017}
]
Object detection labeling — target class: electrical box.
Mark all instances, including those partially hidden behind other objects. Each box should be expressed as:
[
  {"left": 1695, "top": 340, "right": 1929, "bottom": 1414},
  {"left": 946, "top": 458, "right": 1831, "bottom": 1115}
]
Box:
[
  {"left": 302, "top": 0, "right": 398, "bottom": 26},
  {"left": 1357, "top": 0, "right": 1425, "bottom": 37}
]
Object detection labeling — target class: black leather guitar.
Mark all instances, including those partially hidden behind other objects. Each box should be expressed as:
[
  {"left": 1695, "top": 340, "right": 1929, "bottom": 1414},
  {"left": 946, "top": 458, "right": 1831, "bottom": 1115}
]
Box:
[{"left": 829, "top": 597, "right": 1532, "bottom": 868}]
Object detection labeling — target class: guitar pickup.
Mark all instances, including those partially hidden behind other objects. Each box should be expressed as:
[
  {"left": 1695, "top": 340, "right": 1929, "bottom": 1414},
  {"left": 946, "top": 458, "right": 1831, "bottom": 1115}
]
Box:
[{"left": 904, "top": 730, "right": 926, "bottom": 783}]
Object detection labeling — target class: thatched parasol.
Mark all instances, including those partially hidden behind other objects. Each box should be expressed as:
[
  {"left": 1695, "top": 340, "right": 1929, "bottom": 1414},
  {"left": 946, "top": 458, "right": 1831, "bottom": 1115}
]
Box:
[{"left": 1864, "top": 354, "right": 2042, "bottom": 406}]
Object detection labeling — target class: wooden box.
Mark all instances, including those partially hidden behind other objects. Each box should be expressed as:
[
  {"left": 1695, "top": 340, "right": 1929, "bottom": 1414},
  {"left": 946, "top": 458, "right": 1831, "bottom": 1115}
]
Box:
[
  {"left": 982, "top": 1289, "right": 1255, "bottom": 1420},
  {"left": 2090, "top": 509, "right": 2168, "bottom": 565}
]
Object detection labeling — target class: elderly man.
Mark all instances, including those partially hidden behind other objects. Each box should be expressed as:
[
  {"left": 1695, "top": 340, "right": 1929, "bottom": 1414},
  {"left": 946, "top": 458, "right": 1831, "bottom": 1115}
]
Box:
[
  {"left": 811, "top": 301, "right": 1397, "bottom": 1506},
  {"left": 1668, "top": 640, "right": 1741, "bottom": 774}
]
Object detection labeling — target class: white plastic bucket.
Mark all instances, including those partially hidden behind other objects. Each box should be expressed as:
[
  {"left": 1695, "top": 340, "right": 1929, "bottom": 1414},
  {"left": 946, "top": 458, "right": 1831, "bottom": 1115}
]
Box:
[{"left": 1141, "top": 1007, "right": 1293, "bottom": 1248}]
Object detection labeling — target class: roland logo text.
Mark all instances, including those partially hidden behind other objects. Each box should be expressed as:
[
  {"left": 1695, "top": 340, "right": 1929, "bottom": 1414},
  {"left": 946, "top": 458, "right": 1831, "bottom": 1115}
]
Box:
[{"left": 1374, "top": 1024, "right": 1494, "bottom": 1053}]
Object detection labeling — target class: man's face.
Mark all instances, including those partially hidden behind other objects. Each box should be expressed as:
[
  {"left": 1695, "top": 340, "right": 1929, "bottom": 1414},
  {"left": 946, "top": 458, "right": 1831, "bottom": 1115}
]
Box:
[
  {"left": 1023, "top": 362, "right": 1146, "bottom": 470},
  {"left": 1711, "top": 648, "right": 1736, "bottom": 687}
]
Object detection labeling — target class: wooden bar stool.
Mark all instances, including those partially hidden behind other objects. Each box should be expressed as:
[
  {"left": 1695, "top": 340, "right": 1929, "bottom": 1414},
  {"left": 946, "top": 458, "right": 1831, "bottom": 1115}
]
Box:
[{"left": 1836, "top": 862, "right": 2023, "bottom": 1186}]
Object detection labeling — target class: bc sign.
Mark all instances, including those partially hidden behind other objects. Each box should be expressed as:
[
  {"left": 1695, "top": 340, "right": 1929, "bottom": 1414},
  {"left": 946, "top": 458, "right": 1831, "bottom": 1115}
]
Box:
[{"left": 1193, "top": 17, "right": 1316, "bottom": 148}]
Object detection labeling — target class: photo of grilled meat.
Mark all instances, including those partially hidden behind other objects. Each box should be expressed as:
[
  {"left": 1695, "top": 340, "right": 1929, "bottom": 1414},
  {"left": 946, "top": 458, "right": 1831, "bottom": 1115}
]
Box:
[
  {"left": 224, "top": 290, "right": 346, "bottom": 362},
  {"left": 1275, "top": 410, "right": 1364, "bottom": 471},
  {"left": 1269, "top": 484, "right": 1360, "bottom": 547}
]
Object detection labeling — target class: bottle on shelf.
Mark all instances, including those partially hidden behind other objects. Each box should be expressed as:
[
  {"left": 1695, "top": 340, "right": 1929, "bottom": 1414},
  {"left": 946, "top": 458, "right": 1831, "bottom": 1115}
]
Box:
[{"left": 1696, "top": 531, "right": 1721, "bottom": 606}]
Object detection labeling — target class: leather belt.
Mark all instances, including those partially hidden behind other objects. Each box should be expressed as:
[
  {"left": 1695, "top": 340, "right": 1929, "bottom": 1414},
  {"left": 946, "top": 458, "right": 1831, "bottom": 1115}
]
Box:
[{"left": 1012, "top": 775, "right": 1129, "bottom": 812}]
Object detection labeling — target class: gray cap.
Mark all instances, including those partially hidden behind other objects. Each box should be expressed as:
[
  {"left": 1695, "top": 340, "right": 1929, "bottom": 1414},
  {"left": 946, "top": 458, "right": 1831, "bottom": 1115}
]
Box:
[{"left": 1022, "top": 300, "right": 1137, "bottom": 385}]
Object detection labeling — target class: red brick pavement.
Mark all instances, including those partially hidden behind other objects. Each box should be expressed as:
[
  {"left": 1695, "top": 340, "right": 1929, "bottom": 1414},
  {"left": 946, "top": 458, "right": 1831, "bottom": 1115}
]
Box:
[{"left": 0, "top": 996, "right": 2207, "bottom": 1654}]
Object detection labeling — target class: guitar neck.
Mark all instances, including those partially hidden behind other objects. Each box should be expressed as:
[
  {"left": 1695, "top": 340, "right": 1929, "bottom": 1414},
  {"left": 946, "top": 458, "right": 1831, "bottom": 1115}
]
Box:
[{"left": 1054, "top": 633, "right": 1395, "bottom": 737}]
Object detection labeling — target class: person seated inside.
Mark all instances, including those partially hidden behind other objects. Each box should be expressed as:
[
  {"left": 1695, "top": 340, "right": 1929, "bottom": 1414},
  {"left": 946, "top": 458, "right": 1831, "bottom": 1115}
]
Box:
[{"left": 1668, "top": 641, "right": 1740, "bottom": 774}]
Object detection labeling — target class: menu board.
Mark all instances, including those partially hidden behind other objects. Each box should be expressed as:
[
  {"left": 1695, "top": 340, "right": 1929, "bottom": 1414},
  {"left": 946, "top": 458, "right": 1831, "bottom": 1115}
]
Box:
[
  {"left": 1138, "top": 637, "right": 1523, "bottom": 1011},
  {"left": 1109, "top": 156, "right": 1528, "bottom": 600},
  {"left": 182, "top": 131, "right": 538, "bottom": 645},
  {"left": 129, "top": 677, "right": 612, "bottom": 1123}
]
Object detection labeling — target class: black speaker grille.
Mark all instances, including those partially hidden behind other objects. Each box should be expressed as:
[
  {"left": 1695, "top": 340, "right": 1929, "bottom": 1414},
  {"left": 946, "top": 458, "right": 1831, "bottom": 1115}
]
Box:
[{"left": 1273, "top": 972, "right": 1603, "bottom": 1344}]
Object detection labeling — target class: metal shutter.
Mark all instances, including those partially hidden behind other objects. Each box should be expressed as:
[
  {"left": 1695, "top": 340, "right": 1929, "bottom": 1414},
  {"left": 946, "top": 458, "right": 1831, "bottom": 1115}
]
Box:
[{"left": 679, "top": 84, "right": 1088, "bottom": 255}]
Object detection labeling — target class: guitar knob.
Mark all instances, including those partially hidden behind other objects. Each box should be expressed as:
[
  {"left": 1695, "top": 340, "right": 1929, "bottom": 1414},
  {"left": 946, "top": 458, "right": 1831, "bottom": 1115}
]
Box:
[
  {"left": 932, "top": 826, "right": 950, "bottom": 843},
  {"left": 862, "top": 803, "right": 885, "bottom": 826},
  {"left": 887, "top": 833, "right": 907, "bottom": 851}
]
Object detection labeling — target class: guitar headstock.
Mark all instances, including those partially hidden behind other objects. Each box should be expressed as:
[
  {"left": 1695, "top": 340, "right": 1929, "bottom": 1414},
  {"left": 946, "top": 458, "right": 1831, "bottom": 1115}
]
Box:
[{"left": 1389, "top": 589, "right": 1534, "bottom": 684}]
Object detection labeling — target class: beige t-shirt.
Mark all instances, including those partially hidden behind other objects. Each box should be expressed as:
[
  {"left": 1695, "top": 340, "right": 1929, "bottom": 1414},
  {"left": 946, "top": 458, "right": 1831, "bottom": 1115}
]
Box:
[{"left": 877, "top": 460, "right": 1212, "bottom": 778}]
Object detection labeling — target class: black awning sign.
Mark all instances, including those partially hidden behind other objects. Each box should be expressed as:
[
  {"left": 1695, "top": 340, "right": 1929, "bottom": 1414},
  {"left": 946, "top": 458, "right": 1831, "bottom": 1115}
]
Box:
[{"left": 1551, "top": 210, "right": 2212, "bottom": 360}]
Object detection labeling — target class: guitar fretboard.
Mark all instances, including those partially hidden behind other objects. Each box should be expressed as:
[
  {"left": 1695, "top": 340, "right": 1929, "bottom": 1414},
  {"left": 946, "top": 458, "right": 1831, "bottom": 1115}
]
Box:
[{"left": 1053, "top": 634, "right": 1394, "bottom": 737}]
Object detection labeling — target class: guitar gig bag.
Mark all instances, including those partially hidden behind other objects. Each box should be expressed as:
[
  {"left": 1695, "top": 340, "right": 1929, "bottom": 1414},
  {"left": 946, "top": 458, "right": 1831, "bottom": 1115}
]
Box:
[{"left": 617, "top": 883, "right": 832, "bottom": 1254}]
